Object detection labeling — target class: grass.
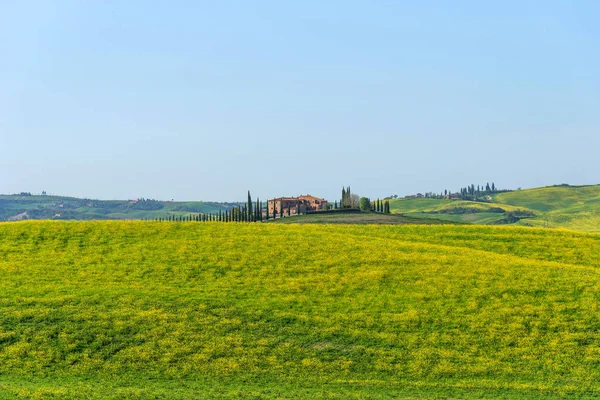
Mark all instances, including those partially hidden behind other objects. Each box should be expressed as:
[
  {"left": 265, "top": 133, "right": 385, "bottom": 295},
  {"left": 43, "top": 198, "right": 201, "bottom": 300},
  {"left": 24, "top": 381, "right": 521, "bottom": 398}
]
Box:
[
  {"left": 389, "top": 185, "right": 600, "bottom": 232},
  {"left": 405, "top": 211, "right": 508, "bottom": 224},
  {"left": 387, "top": 198, "right": 449, "bottom": 213},
  {"left": 494, "top": 185, "right": 600, "bottom": 232},
  {"left": 1, "top": 221, "right": 600, "bottom": 398},
  {"left": 268, "top": 211, "right": 454, "bottom": 225},
  {"left": 494, "top": 185, "right": 600, "bottom": 212}
]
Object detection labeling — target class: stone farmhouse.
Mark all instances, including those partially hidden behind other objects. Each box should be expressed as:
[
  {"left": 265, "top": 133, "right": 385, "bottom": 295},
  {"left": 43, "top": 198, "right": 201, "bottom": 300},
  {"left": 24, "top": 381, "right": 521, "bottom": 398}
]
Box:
[{"left": 268, "top": 195, "right": 328, "bottom": 216}]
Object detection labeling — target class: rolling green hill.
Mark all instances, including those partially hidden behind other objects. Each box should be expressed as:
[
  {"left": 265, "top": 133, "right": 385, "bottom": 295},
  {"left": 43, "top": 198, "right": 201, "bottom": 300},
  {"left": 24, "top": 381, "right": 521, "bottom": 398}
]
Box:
[
  {"left": 493, "top": 185, "right": 600, "bottom": 231},
  {"left": 0, "top": 194, "right": 233, "bottom": 221},
  {"left": 390, "top": 185, "right": 600, "bottom": 232},
  {"left": 1, "top": 221, "right": 600, "bottom": 398}
]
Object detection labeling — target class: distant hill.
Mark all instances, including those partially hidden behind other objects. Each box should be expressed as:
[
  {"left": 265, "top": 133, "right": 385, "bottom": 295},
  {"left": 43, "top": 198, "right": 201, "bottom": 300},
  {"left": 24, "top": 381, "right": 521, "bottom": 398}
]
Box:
[
  {"left": 0, "top": 194, "right": 235, "bottom": 221},
  {"left": 493, "top": 185, "right": 600, "bottom": 231},
  {"left": 390, "top": 184, "right": 600, "bottom": 232}
]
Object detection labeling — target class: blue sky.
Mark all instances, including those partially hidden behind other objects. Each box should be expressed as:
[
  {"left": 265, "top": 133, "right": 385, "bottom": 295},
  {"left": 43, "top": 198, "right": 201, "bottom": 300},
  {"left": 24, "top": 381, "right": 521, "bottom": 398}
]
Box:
[{"left": 1, "top": 1, "right": 599, "bottom": 201}]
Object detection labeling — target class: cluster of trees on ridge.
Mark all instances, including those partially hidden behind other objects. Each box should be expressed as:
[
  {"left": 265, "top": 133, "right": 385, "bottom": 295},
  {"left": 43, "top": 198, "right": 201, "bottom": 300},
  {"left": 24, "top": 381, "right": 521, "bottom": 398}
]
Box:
[
  {"left": 152, "top": 187, "right": 393, "bottom": 223},
  {"left": 152, "top": 191, "right": 265, "bottom": 222},
  {"left": 384, "top": 182, "right": 506, "bottom": 201}
]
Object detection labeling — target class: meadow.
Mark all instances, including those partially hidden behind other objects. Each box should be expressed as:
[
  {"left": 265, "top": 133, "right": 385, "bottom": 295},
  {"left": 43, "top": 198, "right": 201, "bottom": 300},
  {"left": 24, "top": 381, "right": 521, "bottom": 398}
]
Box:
[
  {"left": 389, "top": 185, "right": 600, "bottom": 232},
  {"left": 1, "top": 221, "right": 600, "bottom": 398},
  {"left": 268, "top": 211, "right": 453, "bottom": 225}
]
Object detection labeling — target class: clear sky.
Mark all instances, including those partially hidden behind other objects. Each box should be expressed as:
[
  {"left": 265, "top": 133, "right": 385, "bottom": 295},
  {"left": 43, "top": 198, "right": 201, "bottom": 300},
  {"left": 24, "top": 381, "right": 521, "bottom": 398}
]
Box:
[{"left": 1, "top": 1, "right": 599, "bottom": 202}]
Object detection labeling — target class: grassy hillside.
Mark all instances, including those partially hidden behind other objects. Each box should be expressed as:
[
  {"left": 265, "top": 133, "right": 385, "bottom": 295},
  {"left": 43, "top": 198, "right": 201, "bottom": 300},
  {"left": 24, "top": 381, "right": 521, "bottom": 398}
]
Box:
[
  {"left": 389, "top": 185, "right": 600, "bottom": 232},
  {"left": 389, "top": 198, "right": 534, "bottom": 226},
  {"left": 493, "top": 185, "right": 600, "bottom": 231},
  {"left": 494, "top": 185, "right": 600, "bottom": 212},
  {"left": 387, "top": 198, "right": 449, "bottom": 213},
  {"left": 1, "top": 221, "right": 600, "bottom": 398},
  {"left": 0, "top": 194, "right": 232, "bottom": 221},
  {"left": 268, "top": 211, "right": 456, "bottom": 225}
]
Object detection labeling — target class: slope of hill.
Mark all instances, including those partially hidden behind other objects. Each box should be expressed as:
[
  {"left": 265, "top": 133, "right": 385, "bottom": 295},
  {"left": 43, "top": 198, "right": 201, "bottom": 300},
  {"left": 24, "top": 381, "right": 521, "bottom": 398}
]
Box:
[
  {"left": 1, "top": 221, "right": 600, "bottom": 398},
  {"left": 389, "top": 185, "right": 600, "bottom": 232},
  {"left": 0, "top": 194, "right": 232, "bottom": 221},
  {"left": 493, "top": 185, "right": 600, "bottom": 231}
]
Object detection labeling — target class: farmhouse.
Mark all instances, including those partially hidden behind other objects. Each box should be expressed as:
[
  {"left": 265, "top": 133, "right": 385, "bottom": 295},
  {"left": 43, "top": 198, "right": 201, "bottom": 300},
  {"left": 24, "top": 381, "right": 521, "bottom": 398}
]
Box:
[{"left": 268, "top": 195, "right": 328, "bottom": 215}]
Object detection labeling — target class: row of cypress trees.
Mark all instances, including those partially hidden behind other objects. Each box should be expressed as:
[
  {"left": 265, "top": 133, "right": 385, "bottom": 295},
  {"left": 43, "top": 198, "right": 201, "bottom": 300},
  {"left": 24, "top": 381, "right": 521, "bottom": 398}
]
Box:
[
  {"left": 151, "top": 191, "right": 292, "bottom": 223},
  {"left": 373, "top": 198, "right": 390, "bottom": 214}
]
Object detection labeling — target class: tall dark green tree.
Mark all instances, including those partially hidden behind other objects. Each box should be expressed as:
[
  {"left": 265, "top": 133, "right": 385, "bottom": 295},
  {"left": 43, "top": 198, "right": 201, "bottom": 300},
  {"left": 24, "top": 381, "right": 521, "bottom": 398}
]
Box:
[
  {"left": 247, "top": 191, "right": 253, "bottom": 222},
  {"left": 255, "top": 198, "right": 260, "bottom": 222}
]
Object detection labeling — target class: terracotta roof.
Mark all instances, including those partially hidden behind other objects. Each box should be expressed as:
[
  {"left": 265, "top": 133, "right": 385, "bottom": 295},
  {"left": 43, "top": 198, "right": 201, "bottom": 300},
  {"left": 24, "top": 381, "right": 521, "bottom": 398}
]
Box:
[{"left": 298, "top": 195, "right": 327, "bottom": 201}]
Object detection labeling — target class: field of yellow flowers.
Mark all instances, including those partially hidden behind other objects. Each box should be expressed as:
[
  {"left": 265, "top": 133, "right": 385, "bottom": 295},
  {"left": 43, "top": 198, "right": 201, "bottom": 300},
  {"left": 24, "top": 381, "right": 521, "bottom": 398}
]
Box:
[{"left": 1, "top": 221, "right": 600, "bottom": 399}]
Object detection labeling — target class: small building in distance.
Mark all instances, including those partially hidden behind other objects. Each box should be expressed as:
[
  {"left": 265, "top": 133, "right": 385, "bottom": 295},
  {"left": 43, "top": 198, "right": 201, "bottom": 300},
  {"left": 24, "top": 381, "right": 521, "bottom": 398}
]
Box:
[
  {"left": 404, "top": 193, "right": 424, "bottom": 199},
  {"left": 268, "top": 195, "right": 328, "bottom": 216}
]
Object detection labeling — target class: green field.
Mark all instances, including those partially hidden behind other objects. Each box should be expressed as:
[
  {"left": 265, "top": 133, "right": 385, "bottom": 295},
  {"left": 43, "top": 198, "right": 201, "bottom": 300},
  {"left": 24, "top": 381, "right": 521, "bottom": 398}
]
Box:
[
  {"left": 2, "top": 221, "right": 600, "bottom": 398},
  {"left": 405, "top": 211, "right": 508, "bottom": 224},
  {"left": 269, "top": 211, "right": 455, "bottom": 225},
  {"left": 389, "top": 185, "right": 600, "bottom": 232},
  {"left": 493, "top": 185, "right": 600, "bottom": 231}
]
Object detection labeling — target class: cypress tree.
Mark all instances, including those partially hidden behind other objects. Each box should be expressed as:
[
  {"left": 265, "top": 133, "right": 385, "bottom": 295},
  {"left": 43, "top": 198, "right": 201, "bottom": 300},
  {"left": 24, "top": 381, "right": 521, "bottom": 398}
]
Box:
[
  {"left": 347, "top": 186, "right": 351, "bottom": 208},
  {"left": 266, "top": 200, "right": 270, "bottom": 220},
  {"left": 247, "top": 191, "right": 253, "bottom": 222}
]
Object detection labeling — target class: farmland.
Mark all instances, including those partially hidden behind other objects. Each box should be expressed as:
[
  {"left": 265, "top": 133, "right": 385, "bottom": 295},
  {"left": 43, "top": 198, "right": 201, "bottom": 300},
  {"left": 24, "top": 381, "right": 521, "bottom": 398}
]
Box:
[
  {"left": 1, "top": 221, "right": 600, "bottom": 398},
  {"left": 390, "top": 185, "right": 600, "bottom": 232},
  {"left": 269, "top": 210, "right": 455, "bottom": 225}
]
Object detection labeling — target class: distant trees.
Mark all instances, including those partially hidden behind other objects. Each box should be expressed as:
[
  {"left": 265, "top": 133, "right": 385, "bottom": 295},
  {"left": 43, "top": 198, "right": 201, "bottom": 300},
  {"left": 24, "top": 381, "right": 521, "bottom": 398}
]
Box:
[
  {"left": 341, "top": 186, "right": 360, "bottom": 209},
  {"left": 370, "top": 198, "right": 390, "bottom": 214},
  {"left": 247, "top": 191, "right": 253, "bottom": 222},
  {"left": 457, "top": 182, "right": 500, "bottom": 200},
  {"left": 153, "top": 190, "right": 271, "bottom": 223},
  {"left": 359, "top": 197, "right": 371, "bottom": 211}
]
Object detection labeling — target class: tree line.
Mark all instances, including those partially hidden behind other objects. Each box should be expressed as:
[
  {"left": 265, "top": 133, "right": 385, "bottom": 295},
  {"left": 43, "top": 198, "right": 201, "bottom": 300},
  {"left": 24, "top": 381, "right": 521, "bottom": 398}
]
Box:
[{"left": 150, "top": 186, "right": 392, "bottom": 223}]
